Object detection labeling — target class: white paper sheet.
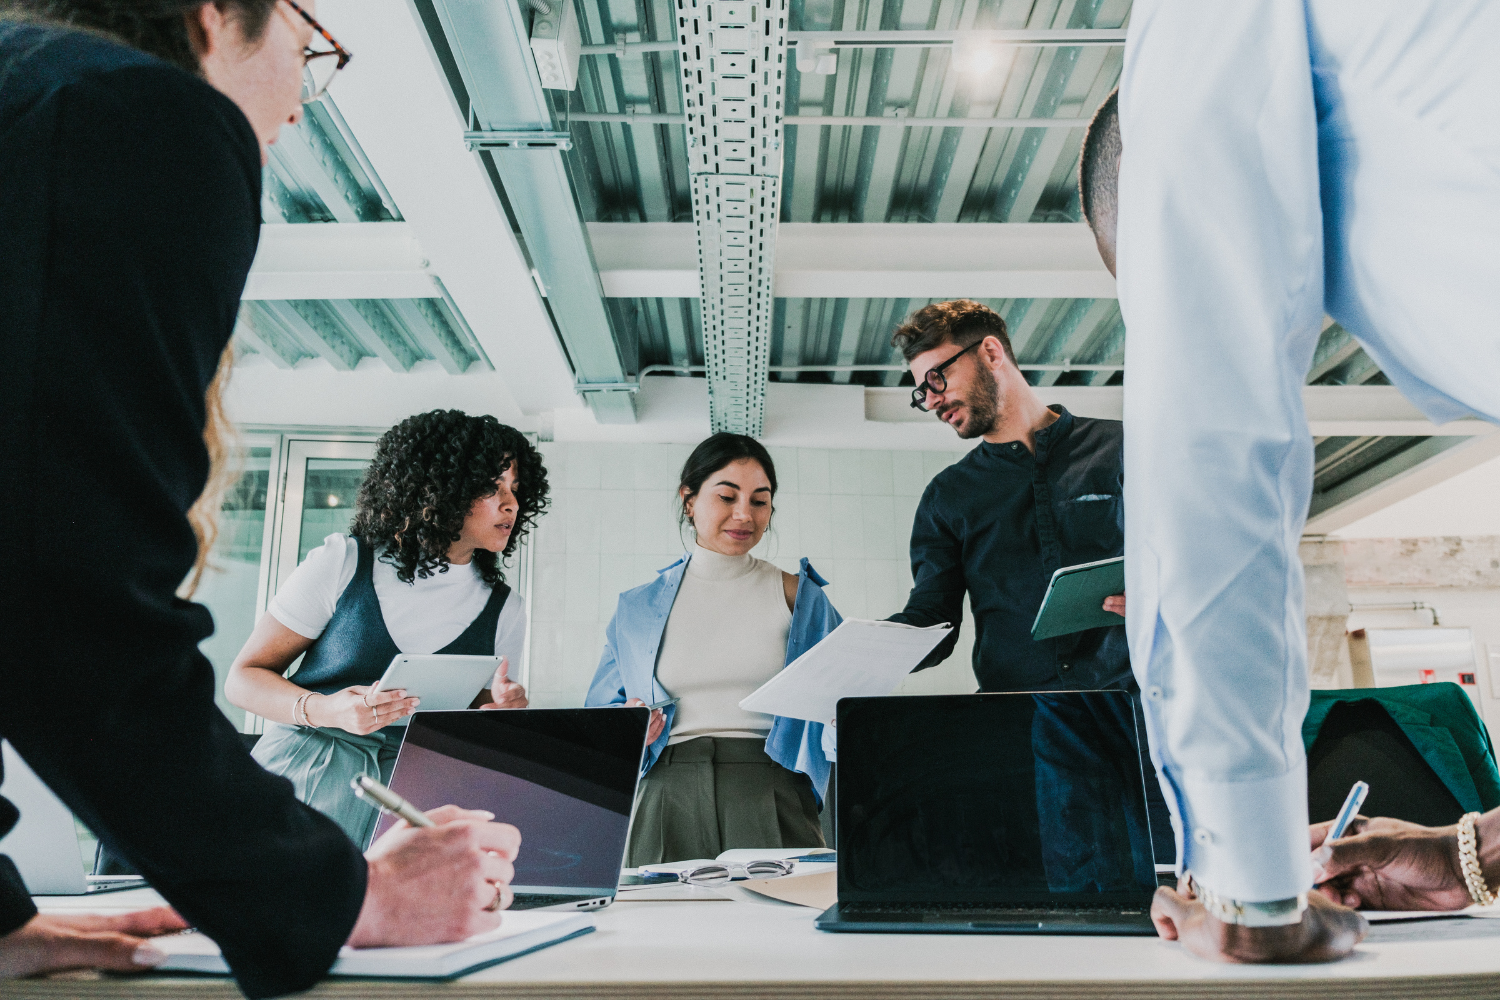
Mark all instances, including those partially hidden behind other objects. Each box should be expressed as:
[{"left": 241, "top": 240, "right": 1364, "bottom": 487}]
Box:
[
  {"left": 738, "top": 619, "right": 952, "bottom": 724},
  {"left": 1364, "top": 903, "right": 1500, "bottom": 923}
]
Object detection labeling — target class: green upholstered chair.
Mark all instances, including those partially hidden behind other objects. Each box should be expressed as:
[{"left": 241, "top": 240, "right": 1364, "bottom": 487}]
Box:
[{"left": 1304, "top": 684, "right": 1500, "bottom": 828}]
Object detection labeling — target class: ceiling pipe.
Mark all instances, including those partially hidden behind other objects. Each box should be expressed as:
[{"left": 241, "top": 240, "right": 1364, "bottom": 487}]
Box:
[
  {"left": 1349, "top": 601, "right": 1442, "bottom": 627},
  {"left": 637, "top": 362, "right": 1124, "bottom": 378},
  {"left": 563, "top": 110, "right": 1094, "bottom": 128},
  {"left": 579, "top": 29, "right": 1126, "bottom": 56}
]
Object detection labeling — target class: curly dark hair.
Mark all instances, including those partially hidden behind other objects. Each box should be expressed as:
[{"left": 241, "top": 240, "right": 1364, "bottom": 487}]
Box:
[{"left": 350, "top": 410, "right": 549, "bottom": 588}]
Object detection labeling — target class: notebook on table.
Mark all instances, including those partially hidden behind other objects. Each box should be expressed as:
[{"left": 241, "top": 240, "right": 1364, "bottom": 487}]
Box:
[
  {"left": 370, "top": 708, "right": 650, "bottom": 912},
  {"left": 816, "top": 690, "right": 1159, "bottom": 936},
  {"left": 153, "top": 911, "right": 594, "bottom": 979}
]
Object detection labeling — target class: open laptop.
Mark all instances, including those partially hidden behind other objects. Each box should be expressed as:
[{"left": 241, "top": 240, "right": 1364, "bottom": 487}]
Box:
[
  {"left": 372, "top": 708, "right": 649, "bottom": 912},
  {"left": 816, "top": 691, "right": 1159, "bottom": 935},
  {"left": 0, "top": 742, "right": 145, "bottom": 895}
]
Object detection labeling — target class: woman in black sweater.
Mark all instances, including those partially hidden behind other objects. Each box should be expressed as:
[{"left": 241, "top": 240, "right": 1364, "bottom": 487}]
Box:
[{"left": 0, "top": 3, "right": 518, "bottom": 994}]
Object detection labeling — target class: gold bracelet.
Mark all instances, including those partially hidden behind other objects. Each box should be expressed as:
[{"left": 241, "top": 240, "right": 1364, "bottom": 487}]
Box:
[
  {"left": 294, "top": 691, "right": 313, "bottom": 728},
  {"left": 1457, "top": 812, "right": 1495, "bottom": 907}
]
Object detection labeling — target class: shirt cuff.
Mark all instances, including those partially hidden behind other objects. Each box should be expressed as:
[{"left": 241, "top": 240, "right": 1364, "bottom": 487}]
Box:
[{"left": 1173, "top": 766, "right": 1312, "bottom": 902}]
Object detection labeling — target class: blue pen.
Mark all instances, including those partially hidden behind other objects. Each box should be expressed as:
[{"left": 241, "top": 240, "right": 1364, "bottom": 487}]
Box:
[
  {"left": 1327, "top": 781, "right": 1370, "bottom": 843},
  {"left": 1314, "top": 780, "right": 1369, "bottom": 880}
]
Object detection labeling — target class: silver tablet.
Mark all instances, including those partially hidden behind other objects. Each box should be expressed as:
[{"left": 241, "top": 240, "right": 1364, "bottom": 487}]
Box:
[{"left": 371, "top": 654, "right": 500, "bottom": 725}]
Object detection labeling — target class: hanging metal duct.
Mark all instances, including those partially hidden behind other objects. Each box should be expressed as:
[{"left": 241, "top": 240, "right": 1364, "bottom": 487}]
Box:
[{"left": 677, "top": 0, "right": 787, "bottom": 436}]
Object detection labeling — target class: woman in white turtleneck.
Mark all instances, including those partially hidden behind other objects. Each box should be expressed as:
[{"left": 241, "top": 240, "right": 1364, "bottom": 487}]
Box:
[{"left": 586, "top": 434, "right": 844, "bottom": 866}]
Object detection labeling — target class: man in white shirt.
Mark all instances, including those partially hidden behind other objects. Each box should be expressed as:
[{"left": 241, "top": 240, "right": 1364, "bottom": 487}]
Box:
[{"left": 1079, "top": 0, "right": 1500, "bottom": 962}]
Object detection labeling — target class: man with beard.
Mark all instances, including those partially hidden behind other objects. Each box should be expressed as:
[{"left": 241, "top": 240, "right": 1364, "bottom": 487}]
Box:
[
  {"left": 888, "top": 299, "right": 1128, "bottom": 696},
  {"left": 883, "top": 301, "right": 1170, "bottom": 860}
]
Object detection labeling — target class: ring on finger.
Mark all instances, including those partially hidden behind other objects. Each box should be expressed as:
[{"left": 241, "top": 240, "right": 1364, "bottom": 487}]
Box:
[{"left": 483, "top": 882, "right": 504, "bottom": 912}]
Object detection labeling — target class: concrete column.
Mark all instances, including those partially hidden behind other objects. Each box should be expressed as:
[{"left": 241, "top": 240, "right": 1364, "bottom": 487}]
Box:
[{"left": 1301, "top": 538, "right": 1353, "bottom": 689}]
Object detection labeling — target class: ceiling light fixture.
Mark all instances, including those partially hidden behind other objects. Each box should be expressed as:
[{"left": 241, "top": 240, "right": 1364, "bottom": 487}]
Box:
[{"left": 951, "top": 37, "right": 1002, "bottom": 76}]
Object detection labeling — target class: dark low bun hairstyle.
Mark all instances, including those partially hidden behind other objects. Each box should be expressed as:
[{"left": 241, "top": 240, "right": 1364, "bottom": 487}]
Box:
[
  {"left": 676, "top": 432, "right": 778, "bottom": 531},
  {"left": 3, "top": 0, "right": 279, "bottom": 74},
  {"left": 351, "top": 410, "right": 549, "bottom": 588}
]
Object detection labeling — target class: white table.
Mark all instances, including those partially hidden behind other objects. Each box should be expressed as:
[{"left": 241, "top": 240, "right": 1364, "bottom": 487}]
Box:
[{"left": 13, "top": 888, "right": 1500, "bottom": 998}]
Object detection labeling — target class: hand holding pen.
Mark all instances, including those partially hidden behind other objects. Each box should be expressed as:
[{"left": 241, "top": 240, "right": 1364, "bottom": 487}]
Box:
[
  {"left": 1310, "top": 781, "right": 1479, "bottom": 912},
  {"left": 345, "top": 776, "right": 523, "bottom": 947}
]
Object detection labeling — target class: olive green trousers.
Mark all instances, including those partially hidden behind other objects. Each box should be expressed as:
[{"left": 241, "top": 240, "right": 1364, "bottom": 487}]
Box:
[{"left": 625, "top": 737, "right": 825, "bottom": 867}]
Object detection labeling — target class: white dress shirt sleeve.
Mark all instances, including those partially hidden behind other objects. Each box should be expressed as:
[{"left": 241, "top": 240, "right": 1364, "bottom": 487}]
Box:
[
  {"left": 1117, "top": 0, "right": 1324, "bottom": 902},
  {"left": 267, "top": 534, "right": 359, "bottom": 640}
]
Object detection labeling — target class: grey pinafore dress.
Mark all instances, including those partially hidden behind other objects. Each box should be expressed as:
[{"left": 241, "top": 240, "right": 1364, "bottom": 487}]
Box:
[{"left": 251, "top": 538, "right": 508, "bottom": 847}]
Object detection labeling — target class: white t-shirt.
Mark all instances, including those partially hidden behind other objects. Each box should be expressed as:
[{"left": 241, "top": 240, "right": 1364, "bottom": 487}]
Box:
[{"left": 269, "top": 534, "right": 526, "bottom": 668}]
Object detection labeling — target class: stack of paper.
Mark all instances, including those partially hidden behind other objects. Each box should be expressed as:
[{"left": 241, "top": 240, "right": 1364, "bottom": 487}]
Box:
[{"left": 738, "top": 619, "right": 952, "bottom": 724}]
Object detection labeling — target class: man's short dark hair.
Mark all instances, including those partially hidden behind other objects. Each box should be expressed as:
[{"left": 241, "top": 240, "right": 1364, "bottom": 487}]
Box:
[
  {"left": 1079, "top": 88, "right": 1121, "bottom": 233},
  {"left": 891, "top": 299, "right": 1016, "bottom": 365}
]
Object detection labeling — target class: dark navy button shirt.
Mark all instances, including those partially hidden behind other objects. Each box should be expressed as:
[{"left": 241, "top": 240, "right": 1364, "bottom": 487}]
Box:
[{"left": 890, "top": 406, "right": 1131, "bottom": 692}]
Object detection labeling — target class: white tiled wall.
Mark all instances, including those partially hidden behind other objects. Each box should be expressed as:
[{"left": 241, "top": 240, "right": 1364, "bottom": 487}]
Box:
[{"left": 527, "top": 442, "right": 982, "bottom": 708}]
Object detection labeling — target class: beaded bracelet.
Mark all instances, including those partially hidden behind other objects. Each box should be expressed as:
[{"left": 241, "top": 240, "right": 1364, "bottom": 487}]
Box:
[
  {"left": 1457, "top": 812, "right": 1495, "bottom": 907},
  {"left": 293, "top": 691, "right": 314, "bottom": 728}
]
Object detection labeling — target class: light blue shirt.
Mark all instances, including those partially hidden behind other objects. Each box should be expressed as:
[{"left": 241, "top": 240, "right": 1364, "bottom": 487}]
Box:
[
  {"left": 1118, "top": 0, "right": 1500, "bottom": 902},
  {"left": 584, "top": 554, "right": 843, "bottom": 803}
]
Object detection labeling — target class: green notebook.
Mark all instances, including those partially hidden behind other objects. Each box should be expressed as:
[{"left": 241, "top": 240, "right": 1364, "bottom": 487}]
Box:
[{"left": 1030, "top": 556, "right": 1125, "bottom": 641}]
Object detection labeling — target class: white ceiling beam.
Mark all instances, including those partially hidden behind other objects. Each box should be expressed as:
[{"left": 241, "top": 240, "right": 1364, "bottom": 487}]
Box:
[
  {"left": 309, "top": 0, "right": 581, "bottom": 416},
  {"left": 1301, "top": 386, "right": 1496, "bottom": 436},
  {"left": 866, "top": 384, "right": 1500, "bottom": 437},
  {"left": 243, "top": 222, "right": 436, "bottom": 300},
  {"left": 252, "top": 220, "right": 1118, "bottom": 302},
  {"left": 589, "top": 222, "right": 1116, "bottom": 299},
  {"left": 1305, "top": 431, "right": 1500, "bottom": 535}
]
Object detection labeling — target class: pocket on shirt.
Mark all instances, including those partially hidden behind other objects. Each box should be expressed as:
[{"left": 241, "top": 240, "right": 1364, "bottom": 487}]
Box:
[{"left": 1057, "top": 494, "right": 1123, "bottom": 559}]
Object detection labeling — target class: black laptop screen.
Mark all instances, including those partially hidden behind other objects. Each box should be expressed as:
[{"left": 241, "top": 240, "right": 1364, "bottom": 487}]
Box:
[
  {"left": 836, "top": 692, "right": 1159, "bottom": 905},
  {"left": 375, "top": 709, "right": 648, "bottom": 891}
]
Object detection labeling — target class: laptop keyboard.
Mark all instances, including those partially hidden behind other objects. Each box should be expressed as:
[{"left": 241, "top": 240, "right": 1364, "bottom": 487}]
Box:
[
  {"left": 844, "top": 901, "right": 1146, "bottom": 917},
  {"left": 510, "top": 893, "right": 597, "bottom": 911}
]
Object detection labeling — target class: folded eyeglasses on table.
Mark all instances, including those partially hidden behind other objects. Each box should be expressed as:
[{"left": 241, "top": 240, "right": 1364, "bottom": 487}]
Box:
[{"left": 668, "top": 859, "right": 797, "bottom": 887}]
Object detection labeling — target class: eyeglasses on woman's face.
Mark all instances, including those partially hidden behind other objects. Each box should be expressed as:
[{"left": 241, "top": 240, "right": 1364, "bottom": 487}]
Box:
[
  {"left": 280, "top": 0, "right": 352, "bottom": 103},
  {"left": 909, "top": 339, "right": 982, "bottom": 412}
]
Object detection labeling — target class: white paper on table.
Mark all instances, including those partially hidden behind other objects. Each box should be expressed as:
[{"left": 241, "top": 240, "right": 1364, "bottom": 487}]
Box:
[
  {"left": 738, "top": 619, "right": 952, "bottom": 724},
  {"left": 1364, "top": 904, "right": 1498, "bottom": 923}
]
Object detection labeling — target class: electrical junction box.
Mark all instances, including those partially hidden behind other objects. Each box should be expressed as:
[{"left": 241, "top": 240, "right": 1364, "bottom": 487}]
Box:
[{"left": 530, "top": 1, "right": 581, "bottom": 91}]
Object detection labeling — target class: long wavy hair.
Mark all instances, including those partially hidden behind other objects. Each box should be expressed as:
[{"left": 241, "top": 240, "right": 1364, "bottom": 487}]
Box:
[
  {"left": 351, "top": 411, "right": 549, "bottom": 588},
  {"left": 182, "top": 342, "right": 239, "bottom": 598}
]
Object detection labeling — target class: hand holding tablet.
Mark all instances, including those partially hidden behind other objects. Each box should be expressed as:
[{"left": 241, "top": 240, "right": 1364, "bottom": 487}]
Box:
[{"left": 370, "top": 654, "right": 504, "bottom": 726}]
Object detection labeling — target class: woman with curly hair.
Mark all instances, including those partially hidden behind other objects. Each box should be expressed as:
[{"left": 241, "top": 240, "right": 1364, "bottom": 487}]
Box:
[{"left": 226, "top": 409, "right": 549, "bottom": 845}]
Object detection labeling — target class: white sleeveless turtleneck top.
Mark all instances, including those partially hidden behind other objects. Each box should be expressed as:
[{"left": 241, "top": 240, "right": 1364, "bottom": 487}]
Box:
[{"left": 655, "top": 544, "right": 792, "bottom": 745}]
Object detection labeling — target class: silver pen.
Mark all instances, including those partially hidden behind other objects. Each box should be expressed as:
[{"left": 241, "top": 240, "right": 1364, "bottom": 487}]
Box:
[{"left": 351, "top": 775, "right": 435, "bottom": 828}]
